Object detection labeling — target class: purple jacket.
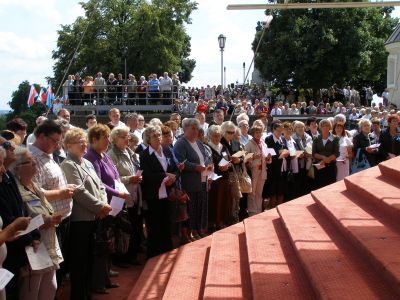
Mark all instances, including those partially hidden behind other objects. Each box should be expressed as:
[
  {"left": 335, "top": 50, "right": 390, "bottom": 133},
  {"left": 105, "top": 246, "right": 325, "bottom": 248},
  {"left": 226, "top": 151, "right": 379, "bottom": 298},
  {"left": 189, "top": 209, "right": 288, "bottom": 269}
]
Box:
[{"left": 84, "top": 148, "right": 120, "bottom": 202}]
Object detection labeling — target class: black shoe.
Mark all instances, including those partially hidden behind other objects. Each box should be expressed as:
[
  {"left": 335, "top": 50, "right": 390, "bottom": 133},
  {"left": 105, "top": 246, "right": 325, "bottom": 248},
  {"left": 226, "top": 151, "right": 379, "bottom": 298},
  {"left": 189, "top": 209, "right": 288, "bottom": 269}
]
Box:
[
  {"left": 93, "top": 288, "right": 109, "bottom": 294},
  {"left": 105, "top": 283, "right": 120, "bottom": 289}
]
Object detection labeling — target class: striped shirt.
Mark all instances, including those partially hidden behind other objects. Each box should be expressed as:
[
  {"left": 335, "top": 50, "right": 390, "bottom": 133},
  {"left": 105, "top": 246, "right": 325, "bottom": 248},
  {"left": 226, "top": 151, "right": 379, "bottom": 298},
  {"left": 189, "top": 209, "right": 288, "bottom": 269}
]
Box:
[{"left": 30, "top": 145, "right": 72, "bottom": 218}]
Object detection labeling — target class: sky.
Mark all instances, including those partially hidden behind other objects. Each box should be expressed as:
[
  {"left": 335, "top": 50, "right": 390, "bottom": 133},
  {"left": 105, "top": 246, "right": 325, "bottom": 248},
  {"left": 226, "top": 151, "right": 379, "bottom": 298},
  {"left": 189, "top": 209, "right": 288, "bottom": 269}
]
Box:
[{"left": 0, "top": 0, "right": 399, "bottom": 110}]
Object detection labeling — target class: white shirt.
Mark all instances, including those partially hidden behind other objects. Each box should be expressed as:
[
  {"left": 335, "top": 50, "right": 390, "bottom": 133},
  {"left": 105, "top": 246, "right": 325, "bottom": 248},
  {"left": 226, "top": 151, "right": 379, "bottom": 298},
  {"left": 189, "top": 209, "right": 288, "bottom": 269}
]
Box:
[
  {"left": 133, "top": 128, "right": 144, "bottom": 145},
  {"left": 271, "top": 107, "right": 282, "bottom": 116},
  {"left": 149, "top": 146, "right": 168, "bottom": 172}
]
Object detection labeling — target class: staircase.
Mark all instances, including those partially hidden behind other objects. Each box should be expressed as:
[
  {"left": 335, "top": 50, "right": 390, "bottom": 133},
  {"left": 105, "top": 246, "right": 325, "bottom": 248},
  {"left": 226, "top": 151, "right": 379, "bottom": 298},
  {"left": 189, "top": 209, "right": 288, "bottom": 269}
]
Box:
[{"left": 128, "top": 157, "right": 400, "bottom": 300}]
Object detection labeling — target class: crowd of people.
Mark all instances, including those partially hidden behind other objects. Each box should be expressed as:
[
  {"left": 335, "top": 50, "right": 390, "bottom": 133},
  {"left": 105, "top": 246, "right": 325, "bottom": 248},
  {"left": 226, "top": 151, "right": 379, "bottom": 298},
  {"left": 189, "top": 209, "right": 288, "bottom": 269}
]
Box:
[{"left": 1, "top": 94, "right": 400, "bottom": 300}]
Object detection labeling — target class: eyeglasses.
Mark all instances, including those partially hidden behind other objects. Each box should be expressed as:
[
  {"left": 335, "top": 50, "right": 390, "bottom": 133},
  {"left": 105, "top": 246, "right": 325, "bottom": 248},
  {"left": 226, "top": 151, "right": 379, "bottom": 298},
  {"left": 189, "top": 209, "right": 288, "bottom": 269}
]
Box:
[
  {"left": 47, "top": 135, "right": 62, "bottom": 145},
  {"left": 226, "top": 131, "right": 235, "bottom": 135},
  {"left": 138, "top": 119, "right": 145, "bottom": 122}
]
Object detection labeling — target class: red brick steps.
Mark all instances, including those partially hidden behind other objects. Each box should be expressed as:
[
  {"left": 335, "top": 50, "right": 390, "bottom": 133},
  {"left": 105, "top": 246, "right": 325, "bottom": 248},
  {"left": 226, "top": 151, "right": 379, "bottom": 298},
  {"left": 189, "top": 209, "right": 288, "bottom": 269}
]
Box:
[
  {"left": 126, "top": 157, "right": 400, "bottom": 300},
  {"left": 244, "top": 210, "right": 316, "bottom": 300}
]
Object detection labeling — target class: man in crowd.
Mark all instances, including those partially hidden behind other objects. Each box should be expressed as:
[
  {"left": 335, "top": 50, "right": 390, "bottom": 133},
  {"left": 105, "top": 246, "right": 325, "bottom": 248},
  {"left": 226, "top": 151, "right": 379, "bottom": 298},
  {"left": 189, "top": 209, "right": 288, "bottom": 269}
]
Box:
[
  {"left": 159, "top": 72, "right": 173, "bottom": 104},
  {"left": 86, "top": 114, "right": 97, "bottom": 131},
  {"left": 94, "top": 72, "right": 106, "bottom": 103},
  {"left": 188, "top": 96, "right": 198, "bottom": 115},
  {"left": 107, "top": 108, "right": 125, "bottom": 129},
  {"left": 210, "top": 109, "right": 225, "bottom": 126},
  {"left": 125, "top": 113, "right": 144, "bottom": 144}
]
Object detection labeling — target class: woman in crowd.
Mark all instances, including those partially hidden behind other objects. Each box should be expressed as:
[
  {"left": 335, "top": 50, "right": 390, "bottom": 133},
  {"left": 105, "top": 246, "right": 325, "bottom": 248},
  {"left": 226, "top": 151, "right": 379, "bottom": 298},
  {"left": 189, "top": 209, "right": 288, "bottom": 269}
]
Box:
[
  {"left": 140, "top": 125, "right": 177, "bottom": 257},
  {"left": 220, "top": 121, "right": 243, "bottom": 223},
  {"left": 174, "top": 119, "right": 212, "bottom": 239},
  {"left": 353, "top": 119, "right": 379, "bottom": 168},
  {"left": 379, "top": 114, "right": 400, "bottom": 160},
  {"left": 264, "top": 121, "right": 289, "bottom": 208},
  {"left": 333, "top": 121, "right": 353, "bottom": 181},
  {"left": 238, "top": 119, "right": 252, "bottom": 147},
  {"left": 84, "top": 124, "right": 130, "bottom": 293},
  {"left": 292, "top": 121, "right": 313, "bottom": 197},
  {"left": 61, "top": 128, "right": 111, "bottom": 300},
  {"left": 245, "top": 124, "right": 271, "bottom": 215},
  {"left": 282, "top": 122, "right": 299, "bottom": 201},
  {"left": 207, "top": 125, "right": 231, "bottom": 230},
  {"left": 312, "top": 119, "right": 339, "bottom": 189},
  {"left": 10, "top": 147, "right": 63, "bottom": 300},
  {"left": 108, "top": 126, "right": 143, "bottom": 265}
]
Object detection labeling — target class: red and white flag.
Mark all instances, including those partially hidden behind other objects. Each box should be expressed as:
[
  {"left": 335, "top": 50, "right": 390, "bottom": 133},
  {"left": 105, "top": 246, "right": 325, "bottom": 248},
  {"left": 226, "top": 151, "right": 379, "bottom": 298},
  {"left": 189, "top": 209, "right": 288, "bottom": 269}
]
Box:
[{"left": 27, "top": 85, "right": 38, "bottom": 108}]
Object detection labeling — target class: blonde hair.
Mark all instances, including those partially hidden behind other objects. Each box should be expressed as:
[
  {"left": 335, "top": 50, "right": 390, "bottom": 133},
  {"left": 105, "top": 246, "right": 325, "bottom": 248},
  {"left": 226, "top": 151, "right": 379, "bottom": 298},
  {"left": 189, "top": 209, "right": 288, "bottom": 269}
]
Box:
[{"left": 64, "top": 128, "right": 87, "bottom": 148}]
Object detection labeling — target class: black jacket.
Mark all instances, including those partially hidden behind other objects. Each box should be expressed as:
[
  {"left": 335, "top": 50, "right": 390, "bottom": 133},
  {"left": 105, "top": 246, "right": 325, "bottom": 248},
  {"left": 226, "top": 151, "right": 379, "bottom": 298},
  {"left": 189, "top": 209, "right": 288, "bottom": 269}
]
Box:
[{"left": 353, "top": 132, "right": 378, "bottom": 167}]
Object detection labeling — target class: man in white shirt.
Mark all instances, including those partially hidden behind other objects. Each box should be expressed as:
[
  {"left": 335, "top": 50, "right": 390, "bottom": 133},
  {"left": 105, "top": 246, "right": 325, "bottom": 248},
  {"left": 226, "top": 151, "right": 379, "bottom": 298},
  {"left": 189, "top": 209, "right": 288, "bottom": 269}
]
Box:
[
  {"left": 125, "top": 113, "right": 144, "bottom": 144},
  {"left": 195, "top": 112, "right": 209, "bottom": 136},
  {"left": 270, "top": 103, "right": 282, "bottom": 116},
  {"left": 107, "top": 108, "right": 125, "bottom": 129},
  {"left": 159, "top": 72, "right": 173, "bottom": 104},
  {"left": 187, "top": 96, "right": 198, "bottom": 115}
]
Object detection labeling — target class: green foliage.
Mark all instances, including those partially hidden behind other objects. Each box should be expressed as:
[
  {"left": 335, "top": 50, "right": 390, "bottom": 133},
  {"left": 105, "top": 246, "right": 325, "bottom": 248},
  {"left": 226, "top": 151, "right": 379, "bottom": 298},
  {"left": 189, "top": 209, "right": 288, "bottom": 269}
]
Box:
[
  {"left": 52, "top": 0, "right": 197, "bottom": 91},
  {"left": 254, "top": 5, "right": 398, "bottom": 91},
  {"left": 0, "top": 116, "right": 7, "bottom": 131},
  {"left": 7, "top": 80, "right": 47, "bottom": 132}
]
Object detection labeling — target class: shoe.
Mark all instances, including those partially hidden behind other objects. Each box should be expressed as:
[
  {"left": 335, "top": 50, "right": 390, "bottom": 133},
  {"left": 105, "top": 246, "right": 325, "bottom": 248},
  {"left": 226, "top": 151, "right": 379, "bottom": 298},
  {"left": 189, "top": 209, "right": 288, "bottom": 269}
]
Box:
[
  {"left": 93, "top": 288, "right": 109, "bottom": 294},
  {"left": 106, "top": 283, "right": 120, "bottom": 289},
  {"left": 109, "top": 270, "right": 119, "bottom": 277}
]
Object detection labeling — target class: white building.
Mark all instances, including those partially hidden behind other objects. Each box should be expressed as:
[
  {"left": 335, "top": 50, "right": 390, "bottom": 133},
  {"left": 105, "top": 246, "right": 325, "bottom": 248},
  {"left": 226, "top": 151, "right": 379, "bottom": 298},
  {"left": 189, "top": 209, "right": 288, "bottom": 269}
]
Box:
[{"left": 385, "top": 24, "right": 400, "bottom": 107}]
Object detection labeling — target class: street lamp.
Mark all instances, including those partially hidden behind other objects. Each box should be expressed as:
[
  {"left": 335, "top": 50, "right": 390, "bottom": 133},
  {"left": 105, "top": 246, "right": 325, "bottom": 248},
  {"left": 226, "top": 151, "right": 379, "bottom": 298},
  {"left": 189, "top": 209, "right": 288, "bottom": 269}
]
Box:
[
  {"left": 243, "top": 62, "right": 246, "bottom": 85},
  {"left": 123, "top": 46, "right": 128, "bottom": 82},
  {"left": 218, "top": 34, "right": 226, "bottom": 90}
]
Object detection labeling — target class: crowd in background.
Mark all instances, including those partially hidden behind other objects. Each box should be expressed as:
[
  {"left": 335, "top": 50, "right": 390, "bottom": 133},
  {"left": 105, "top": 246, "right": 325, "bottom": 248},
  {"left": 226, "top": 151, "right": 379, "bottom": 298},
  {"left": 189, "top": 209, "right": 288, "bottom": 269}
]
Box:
[{"left": 1, "top": 88, "right": 400, "bottom": 299}]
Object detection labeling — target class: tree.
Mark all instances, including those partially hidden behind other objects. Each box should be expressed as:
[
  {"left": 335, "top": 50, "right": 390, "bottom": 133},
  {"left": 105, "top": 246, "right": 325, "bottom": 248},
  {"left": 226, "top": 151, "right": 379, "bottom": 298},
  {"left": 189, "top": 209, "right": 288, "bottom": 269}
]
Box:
[
  {"left": 7, "top": 81, "right": 47, "bottom": 132},
  {"left": 52, "top": 0, "right": 197, "bottom": 91},
  {"left": 253, "top": 5, "right": 398, "bottom": 92}
]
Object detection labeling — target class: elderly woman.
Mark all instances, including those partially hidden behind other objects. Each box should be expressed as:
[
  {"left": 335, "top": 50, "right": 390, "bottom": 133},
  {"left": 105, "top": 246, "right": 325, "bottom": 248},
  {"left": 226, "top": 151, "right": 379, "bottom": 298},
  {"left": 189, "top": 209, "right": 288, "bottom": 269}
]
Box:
[
  {"left": 282, "top": 122, "right": 299, "bottom": 201},
  {"left": 140, "top": 125, "right": 177, "bottom": 257},
  {"left": 238, "top": 119, "right": 252, "bottom": 147},
  {"left": 84, "top": 124, "right": 130, "bottom": 291},
  {"left": 312, "top": 119, "right": 340, "bottom": 189},
  {"left": 353, "top": 119, "right": 379, "bottom": 169},
  {"left": 264, "top": 121, "right": 289, "bottom": 208},
  {"left": 108, "top": 126, "right": 143, "bottom": 265},
  {"left": 220, "top": 121, "right": 244, "bottom": 223},
  {"left": 8, "top": 147, "right": 61, "bottom": 300},
  {"left": 333, "top": 121, "right": 353, "bottom": 181},
  {"left": 379, "top": 114, "right": 400, "bottom": 160},
  {"left": 207, "top": 125, "right": 231, "bottom": 229},
  {"left": 244, "top": 125, "right": 271, "bottom": 216},
  {"left": 60, "top": 128, "right": 111, "bottom": 300},
  {"left": 174, "top": 118, "right": 212, "bottom": 239},
  {"left": 292, "top": 121, "right": 313, "bottom": 196}
]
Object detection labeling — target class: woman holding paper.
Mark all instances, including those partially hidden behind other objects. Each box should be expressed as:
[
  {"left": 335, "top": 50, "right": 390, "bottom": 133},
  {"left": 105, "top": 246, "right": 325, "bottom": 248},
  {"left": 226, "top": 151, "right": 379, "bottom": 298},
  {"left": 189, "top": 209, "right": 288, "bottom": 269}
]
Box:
[
  {"left": 245, "top": 125, "right": 271, "bottom": 216},
  {"left": 10, "top": 147, "right": 63, "bottom": 300},
  {"left": 353, "top": 119, "right": 379, "bottom": 168},
  {"left": 312, "top": 119, "right": 340, "bottom": 189},
  {"left": 264, "top": 121, "right": 289, "bottom": 208},
  {"left": 61, "top": 128, "right": 111, "bottom": 300},
  {"left": 140, "top": 125, "right": 177, "bottom": 257},
  {"left": 333, "top": 121, "right": 353, "bottom": 181},
  {"left": 108, "top": 126, "right": 143, "bottom": 264}
]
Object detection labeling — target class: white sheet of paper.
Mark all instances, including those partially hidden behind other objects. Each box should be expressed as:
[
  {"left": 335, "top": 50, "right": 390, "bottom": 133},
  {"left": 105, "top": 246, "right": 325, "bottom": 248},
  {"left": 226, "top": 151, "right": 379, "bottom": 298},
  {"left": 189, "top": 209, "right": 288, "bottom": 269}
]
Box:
[
  {"left": 135, "top": 170, "right": 143, "bottom": 176},
  {"left": 25, "top": 242, "right": 53, "bottom": 271},
  {"left": 109, "top": 196, "right": 125, "bottom": 216},
  {"left": 76, "top": 174, "right": 89, "bottom": 190},
  {"left": 114, "top": 180, "right": 129, "bottom": 194},
  {"left": 0, "top": 268, "right": 14, "bottom": 290},
  {"left": 16, "top": 214, "right": 43, "bottom": 237},
  {"left": 336, "top": 158, "right": 346, "bottom": 163},
  {"left": 209, "top": 172, "right": 222, "bottom": 181},
  {"left": 313, "top": 163, "right": 326, "bottom": 170},
  {"left": 158, "top": 177, "right": 169, "bottom": 199},
  {"left": 369, "top": 143, "right": 381, "bottom": 149},
  {"left": 265, "top": 148, "right": 277, "bottom": 156},
  {"left": 218, "top": 158, "right": 230, "bottom": 167}
]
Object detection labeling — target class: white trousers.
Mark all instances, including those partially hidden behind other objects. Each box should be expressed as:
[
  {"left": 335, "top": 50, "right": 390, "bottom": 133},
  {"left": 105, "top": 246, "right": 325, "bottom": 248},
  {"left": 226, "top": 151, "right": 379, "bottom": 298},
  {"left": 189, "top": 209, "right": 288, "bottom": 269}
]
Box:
[
  {"left": 247, "top": 170, "right": 266, "bottom": 215},
  {"left": 19, "top": 268, "right": 57, "bottom": 300}
]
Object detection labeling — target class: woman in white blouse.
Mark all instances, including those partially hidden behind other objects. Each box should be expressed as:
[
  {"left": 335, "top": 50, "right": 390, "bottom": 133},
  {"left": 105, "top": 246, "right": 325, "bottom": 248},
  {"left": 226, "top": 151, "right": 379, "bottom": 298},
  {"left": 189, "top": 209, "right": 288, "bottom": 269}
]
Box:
[{"left": 333, "top": 122, "right": 353, "bottom": 181}]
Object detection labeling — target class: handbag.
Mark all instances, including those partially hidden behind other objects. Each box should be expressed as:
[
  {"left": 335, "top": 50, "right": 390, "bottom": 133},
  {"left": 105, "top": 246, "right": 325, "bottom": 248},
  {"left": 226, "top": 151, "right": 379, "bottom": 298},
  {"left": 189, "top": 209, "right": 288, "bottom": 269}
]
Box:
[
  {"left": 237, "top": 163, "right": 252, "bottom": 194},
  {"left": 167, "top": 175, "right": 189, "bottom": 223},
  {"left": 113, "top": 210, "right": 132, "bottom": 255},
  {"left": 93, "top": 219, "right": 115, "bottom": 256},
  {"left": 351, "top": 148, "right": 370, "bottom": 174},
  {"left": 307, "top": 165, "right": 315, "bottom": 179}
]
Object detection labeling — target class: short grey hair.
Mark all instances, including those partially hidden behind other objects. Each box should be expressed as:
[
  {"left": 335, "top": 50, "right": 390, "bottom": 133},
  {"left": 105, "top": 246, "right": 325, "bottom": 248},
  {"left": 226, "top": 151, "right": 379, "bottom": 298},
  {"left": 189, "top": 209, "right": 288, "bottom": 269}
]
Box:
[
  {"left": 293, "top": 121, "right": 305, "bottom": 131},
  {"left": 207, "top": 125, "right": 221, "bottom": 137},
  {"left": 236, "top": 113, "right": 249, "bottom": 125},
  {"left": 9, "top": 146, "right": 29, "bottom": 173},
  {"left": 358, "top": 119, "right": 372, "bottom": 130},
  {"left": 110, "top": 125, "right": 130, "bottom": 144},
  {"left": 142, "top": 125, "right": 161, "bottom": 146},
  {"left": 182, "top": 118, "right": 200, "bottom": 130},
  {"left": 149, "top": 118, "right": 162, "bottom": 126},
  {"left": 334, "top": 113, "right": 346, "bottom": 125},
  {"left": 221, "top": 121, "right": 237, "bottom": 136},
  {"left": 125, "top": 113, "right": 138, "bottom": 123}
]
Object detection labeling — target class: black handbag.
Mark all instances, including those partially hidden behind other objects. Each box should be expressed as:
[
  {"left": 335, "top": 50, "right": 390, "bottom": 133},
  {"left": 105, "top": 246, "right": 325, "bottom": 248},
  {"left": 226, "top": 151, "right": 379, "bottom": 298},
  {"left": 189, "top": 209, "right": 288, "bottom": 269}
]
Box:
[
  {"left": 113, "top": 210, "right": 132, "bottom": 255},
  {"left": 93, "top": 219, "right": 115, "bottom": 256},
  {"left": 167, "top": 175, "right": 189, "bottom": 223}
]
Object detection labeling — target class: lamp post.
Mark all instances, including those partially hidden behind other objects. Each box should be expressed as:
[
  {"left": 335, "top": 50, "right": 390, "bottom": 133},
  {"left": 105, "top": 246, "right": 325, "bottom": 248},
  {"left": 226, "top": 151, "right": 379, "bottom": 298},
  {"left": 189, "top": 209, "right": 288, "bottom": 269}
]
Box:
[
  {"left": 224, "top": 66, "right": 226, "bottom": 89},
  {"left": 123, "top": 46, "right": 128, "bottom": 82},
  {"left": 218, "top": 34, "right": 226, "bottom": 90},
  {"left": 243, "top": 62, "right": 246, "bottom": 85}
]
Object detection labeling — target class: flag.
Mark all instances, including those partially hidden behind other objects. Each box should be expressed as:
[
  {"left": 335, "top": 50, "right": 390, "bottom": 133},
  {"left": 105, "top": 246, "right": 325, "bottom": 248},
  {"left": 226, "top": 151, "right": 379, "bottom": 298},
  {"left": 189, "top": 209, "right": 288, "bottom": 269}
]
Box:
[
  {"left": 38, "top": 87, "right": 48, "bottom": 104},
  {"left": 46, "top": 84, "right": 54, "bottom": 107},
  {"left": 27, "top": 85, "right": 38, "bottom": 108}
]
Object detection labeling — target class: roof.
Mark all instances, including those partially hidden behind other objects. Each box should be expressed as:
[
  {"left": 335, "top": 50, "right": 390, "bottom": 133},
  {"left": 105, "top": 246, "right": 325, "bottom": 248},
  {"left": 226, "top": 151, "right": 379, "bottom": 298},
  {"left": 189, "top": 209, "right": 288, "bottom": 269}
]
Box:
[
  {"left": 386, "top": 23, "right": 400, "bottom": 45},
  {"left": 127, "top": 157, "right": 400, "bottom": 299}
]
